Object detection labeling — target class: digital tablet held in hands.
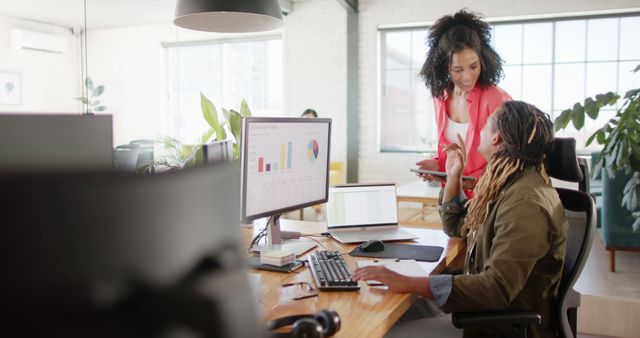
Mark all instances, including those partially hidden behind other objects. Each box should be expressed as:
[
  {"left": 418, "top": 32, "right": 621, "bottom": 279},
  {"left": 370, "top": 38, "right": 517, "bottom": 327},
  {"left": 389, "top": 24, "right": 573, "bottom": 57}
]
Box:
[{"left": 410, "top": 168, "right": 476, "bottom": 181}]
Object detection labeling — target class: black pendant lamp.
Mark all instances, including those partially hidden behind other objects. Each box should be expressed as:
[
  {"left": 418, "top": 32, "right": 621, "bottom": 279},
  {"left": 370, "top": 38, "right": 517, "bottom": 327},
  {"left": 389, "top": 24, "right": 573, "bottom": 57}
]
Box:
[{"left": 174, "top": 0, "right": 283, "bottom": 33}]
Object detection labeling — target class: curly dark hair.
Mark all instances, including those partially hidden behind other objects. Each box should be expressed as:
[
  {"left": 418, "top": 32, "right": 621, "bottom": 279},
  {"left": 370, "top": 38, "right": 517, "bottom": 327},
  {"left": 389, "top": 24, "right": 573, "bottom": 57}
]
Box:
[{"left": 419, "top": 9, "right": 504, "bottom": 99}]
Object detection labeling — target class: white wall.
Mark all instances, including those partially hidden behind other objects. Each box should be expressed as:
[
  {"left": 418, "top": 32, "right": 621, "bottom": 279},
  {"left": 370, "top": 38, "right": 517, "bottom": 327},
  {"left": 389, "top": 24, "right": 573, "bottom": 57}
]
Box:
[
  {"left": 87, "top": 24, "right": 278, "bottom": 146},
  {"left": 356, "top": 0, "right": 640, "bottom": 185},
  {"left": 0, "top": 15, "right": 79, "bottom": 113},
  {"left": 284, "top": 0, "right": 348, "bottom": 163}
]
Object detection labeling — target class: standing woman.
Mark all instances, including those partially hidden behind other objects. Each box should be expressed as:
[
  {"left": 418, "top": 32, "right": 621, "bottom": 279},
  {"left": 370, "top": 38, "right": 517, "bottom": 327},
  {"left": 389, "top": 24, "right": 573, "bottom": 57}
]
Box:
[{"left": 416, "top": 9, "right": 511, "bottom": 197}]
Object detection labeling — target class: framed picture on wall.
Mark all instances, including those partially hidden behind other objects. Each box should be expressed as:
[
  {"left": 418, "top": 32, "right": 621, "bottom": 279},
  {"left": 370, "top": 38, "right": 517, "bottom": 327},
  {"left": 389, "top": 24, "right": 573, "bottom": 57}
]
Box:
[{"left": 0, "top": 71, "right": 21, "bottom": 105}]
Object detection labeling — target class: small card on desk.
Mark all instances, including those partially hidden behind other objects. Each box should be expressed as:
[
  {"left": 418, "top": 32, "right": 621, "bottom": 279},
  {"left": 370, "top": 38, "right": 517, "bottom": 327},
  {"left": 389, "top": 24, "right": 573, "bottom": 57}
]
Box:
[{"left": 356, "top": 259, "right": 428, "bottom": 285}]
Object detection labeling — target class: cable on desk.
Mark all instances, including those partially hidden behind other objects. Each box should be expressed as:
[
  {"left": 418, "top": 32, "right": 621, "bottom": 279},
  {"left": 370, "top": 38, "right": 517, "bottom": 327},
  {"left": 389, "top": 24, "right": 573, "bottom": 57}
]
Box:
[{"left": 300, "top": 235, "right": 328, "bottom": 251}]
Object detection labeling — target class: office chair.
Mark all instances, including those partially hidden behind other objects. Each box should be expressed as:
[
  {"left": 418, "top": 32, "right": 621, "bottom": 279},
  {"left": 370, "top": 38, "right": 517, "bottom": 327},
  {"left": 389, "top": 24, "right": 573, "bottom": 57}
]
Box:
[{"left": 451, "top": 138, "right": 597, "bottom": 338}]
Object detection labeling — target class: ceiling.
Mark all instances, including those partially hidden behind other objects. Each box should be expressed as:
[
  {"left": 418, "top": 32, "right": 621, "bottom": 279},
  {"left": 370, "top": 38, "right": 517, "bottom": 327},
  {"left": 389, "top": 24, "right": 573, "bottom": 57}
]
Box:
[
  {"left": 0, "top": 0, "right": 179, "bottom": 30},
  {"left": 0, "top": 0, "right": 314, "bottom": 31}
]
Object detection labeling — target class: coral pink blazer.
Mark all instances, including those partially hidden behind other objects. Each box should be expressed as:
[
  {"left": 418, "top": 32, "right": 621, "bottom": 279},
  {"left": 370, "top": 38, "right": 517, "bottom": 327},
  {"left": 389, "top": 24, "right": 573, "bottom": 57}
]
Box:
[{"left": 433, "top": 84, "right": 511, "bottom": 197}]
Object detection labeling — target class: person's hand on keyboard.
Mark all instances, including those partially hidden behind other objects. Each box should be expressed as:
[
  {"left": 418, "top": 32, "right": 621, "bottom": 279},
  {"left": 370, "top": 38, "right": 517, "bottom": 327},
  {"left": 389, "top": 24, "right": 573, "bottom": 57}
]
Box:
[{"left": 352, "top": 266, "right": 432, "bottom": 297}]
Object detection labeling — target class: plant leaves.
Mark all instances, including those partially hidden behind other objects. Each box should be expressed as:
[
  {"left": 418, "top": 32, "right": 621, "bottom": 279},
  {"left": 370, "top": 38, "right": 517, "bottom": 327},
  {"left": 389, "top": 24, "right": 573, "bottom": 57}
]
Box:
[
  {"left": 93, "top": 106, "right": 106, "bottom": 112},
  {"left": 74, "top": 97, "right": 89, "bottom": 104},
  {"left": 240, "top": 99, "right": 252, "bottom": 117},
  {"left": 92, "top": 100, "right": 100, "bottom": 106},
  {"left": 633, "top": 217, "right": 640, "bottom": 234},
  {"left": 227, "top": 110, "right": 242, "bottom": 144},
  {"left": 571, "top": 102, "right": 585, "bottom": 130},
  {"left": 584, "top": 97, "right": 599, "bottom": 119},
  {"left": 624, "top": 88, "right": 640, "bottom": 100},
  {"left": 633, "top": 64, "right": 640, "bottom": 73},
  {"left": 553, "top": 109, "right": 572, "bottom": 131},
  {"left": 606, "top": 92, "right": 620, "bottom": 105},
  {"left": 200, "top": 92, "right": 219, "bottom": 129},
  {"left": 200, "top": 128, "right": 214, "bottom": 144},
  {"left": 85, "top": 77, "right": 94, "bottom": 91},
  {"left": 92, "top": 85, "right": 105, "bottom": 97},
  {"left": 596, "top": 130, "right": 606, "bottom": 144},
  {"left": 592, "top": 157, "right": 604, "bottom": 180},
  {"left": 622, "top": 174, "right": 639, "bottom": 211},
  {"left": 586, "top": 131, "right": 598, "bottom": 147}
]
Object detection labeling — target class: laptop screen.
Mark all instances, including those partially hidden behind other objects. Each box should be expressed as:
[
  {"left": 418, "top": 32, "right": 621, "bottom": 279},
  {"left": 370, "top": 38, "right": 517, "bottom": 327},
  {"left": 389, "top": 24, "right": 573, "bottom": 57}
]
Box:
[{"left": 326, "top": 184, "right": 398, "bottom": 229}]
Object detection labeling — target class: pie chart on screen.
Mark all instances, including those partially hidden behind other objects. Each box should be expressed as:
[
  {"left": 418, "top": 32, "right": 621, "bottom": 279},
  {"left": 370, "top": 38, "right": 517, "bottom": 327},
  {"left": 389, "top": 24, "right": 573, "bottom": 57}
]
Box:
[{"left": 307, "top": 139, "right": 319, "bottom": 161}]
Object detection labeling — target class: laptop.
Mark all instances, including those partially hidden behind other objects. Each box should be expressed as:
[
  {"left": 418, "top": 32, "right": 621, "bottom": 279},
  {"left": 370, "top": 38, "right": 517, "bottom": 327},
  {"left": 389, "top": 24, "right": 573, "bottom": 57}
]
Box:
[{"left": 326, "top": 183, "right": 418, "bottom": 244}]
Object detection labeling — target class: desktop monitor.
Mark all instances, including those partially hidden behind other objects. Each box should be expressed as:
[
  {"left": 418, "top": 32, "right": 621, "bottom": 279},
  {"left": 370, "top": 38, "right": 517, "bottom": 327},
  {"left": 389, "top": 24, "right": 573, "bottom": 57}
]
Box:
[
  {"left": 0, "top": 164, "right": 264, "bottom": 338},
  {"left": 240, "top": 117, "right": 331, "bottom": 246},
  {"left": 0, "top": 113, "right": 113, "bottom": 171}
]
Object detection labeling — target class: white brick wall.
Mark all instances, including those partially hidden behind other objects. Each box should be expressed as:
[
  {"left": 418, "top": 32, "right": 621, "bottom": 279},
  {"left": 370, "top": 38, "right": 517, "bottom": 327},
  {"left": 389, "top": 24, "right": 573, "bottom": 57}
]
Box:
[
  {"left": 357, "top": 0, "right": 640, "bottom": 186},
  {"left": 284, "top": 0, "right": 348, "bottom": 163}
]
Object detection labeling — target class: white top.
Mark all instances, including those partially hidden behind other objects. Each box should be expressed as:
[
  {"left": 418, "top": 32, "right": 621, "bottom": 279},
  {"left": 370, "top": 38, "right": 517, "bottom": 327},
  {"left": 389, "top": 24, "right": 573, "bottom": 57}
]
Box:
[{"left": 445, "top": 116, "right": 469, "bottom": 143}]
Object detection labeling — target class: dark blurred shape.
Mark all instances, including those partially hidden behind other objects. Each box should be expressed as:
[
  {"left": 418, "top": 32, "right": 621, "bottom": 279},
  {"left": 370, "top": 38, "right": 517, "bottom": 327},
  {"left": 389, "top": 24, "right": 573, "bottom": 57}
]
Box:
[
  {"left": 0, "top": 163, "right": 264, "bottom": 338},
  {"left": 301, "top": 108, "right": 318, "bottom": 118},
  {"left": 203, "top": 140, "right": 233, "bottom": 164},
  {"left": 0, "top": 114, "right": 113, "bottom": 171}
]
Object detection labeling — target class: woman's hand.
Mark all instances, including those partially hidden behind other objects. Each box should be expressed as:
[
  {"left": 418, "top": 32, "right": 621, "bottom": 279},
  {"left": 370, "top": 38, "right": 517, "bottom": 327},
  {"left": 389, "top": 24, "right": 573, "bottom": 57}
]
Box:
[
  {"left": 415, "top": 158, "right": 442, "bottom": 182},
  {"left": 352, "top": 266, "right": 433, "bottom": 298},
  {"left": 443, "top": 133, "right": 467, "bottom": 181},
  {"left": 416, "top": 158, "right": 439, "bottom": 171}
]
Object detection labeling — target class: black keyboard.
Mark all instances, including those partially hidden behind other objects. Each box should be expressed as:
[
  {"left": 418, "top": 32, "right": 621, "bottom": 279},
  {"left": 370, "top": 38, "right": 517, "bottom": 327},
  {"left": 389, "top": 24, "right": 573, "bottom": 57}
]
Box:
[{"left": 307, "top": 251, "right": 360, "bottom": 291}]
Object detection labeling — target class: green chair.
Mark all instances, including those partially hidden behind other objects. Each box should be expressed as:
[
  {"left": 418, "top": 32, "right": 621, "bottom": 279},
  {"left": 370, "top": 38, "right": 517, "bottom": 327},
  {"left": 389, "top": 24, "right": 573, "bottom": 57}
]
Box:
[{"left": 599, "top": 169, "right": 640, "bottom": 272}]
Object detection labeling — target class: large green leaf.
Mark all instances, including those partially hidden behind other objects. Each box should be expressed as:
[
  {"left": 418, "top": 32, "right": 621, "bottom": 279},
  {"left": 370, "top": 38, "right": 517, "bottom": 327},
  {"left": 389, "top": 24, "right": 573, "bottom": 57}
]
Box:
[
  {"left": 240, "top": 99, "right": 252, "bottom": 117},
  {"left": 92, "top": 85, "right": 105, "bottom": 97},
  {"left": 553, "top": 109, "right": 572, "bottom": 131},
  {"left": 571, "top": 102, "right": 585, "bottom": 130},
  {"left": 200, "top": 92, "right": 219, "bottom": 129},
  {"left": 596, "top": 130, "right": 606, "bottom": 144},
  {"left": 85, "top": 77, "right": 94, "bottom": 91},
  {"left": 584, "top": 97, "right": 599, "bottom": 119},
  {"left": 93, "top": 106, "right": 106, "bottom": 112},
  {"left": 229, "top": 111, "right": 242, "bottom": 144}
]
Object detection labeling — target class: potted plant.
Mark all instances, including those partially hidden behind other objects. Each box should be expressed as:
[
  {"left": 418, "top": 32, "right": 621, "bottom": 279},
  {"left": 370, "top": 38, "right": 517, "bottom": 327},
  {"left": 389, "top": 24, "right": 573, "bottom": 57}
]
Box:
[
  {"left": 74, "top": 77, "right": 107, "bottom": 114},
  {"left": 553, "top": 64, "right": 640, "bottom": 232},
  {"left": 152, "top": 92, "right": 252, "bottom": 171}
]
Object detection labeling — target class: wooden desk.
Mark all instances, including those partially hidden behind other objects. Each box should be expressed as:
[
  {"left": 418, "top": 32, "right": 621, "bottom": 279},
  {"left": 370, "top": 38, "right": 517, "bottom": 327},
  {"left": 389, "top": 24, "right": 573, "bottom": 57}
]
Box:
[
  {"left": 244, "top": 221, "right": 449, "bottom": 338},
  {"left": 396, "top": 181, "right": 442, "bottom": 228}
]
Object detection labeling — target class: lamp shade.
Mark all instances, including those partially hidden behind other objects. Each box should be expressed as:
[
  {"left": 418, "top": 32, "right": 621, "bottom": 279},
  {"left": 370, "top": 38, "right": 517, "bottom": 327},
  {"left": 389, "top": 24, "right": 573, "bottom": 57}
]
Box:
[{"left": 174, "top": 0, "right": 283, "bottom": 33}]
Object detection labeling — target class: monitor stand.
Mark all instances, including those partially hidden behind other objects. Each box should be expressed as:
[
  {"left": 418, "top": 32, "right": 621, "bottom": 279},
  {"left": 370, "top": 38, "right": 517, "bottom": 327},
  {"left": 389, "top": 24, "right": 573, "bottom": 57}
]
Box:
[{"left": 251, "top": 214, "right": 317, "bottom": 256}]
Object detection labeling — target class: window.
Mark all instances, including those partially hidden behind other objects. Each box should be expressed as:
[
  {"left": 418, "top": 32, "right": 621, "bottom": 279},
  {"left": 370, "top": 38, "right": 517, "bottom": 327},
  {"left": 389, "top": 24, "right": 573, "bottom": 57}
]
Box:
[
  {"left": 165, "top": 37, "right": 282, "bottom": 143},
  {"left": 379, "top": 13, "right": 640, "bottom": 153}
]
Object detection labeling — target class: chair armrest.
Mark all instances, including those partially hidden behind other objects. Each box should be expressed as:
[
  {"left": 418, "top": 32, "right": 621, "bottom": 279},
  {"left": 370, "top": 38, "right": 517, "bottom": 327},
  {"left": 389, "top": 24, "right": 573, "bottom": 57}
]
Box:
[{"left": 452, "top": 310, "right": 541, "bottom": 329}]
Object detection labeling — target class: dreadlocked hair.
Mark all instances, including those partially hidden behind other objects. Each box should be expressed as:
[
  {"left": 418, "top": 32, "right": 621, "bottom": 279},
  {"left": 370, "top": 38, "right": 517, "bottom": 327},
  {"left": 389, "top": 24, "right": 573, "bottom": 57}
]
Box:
[
  {"left": 419, "top": 9, "right": 504, "bottom": 99},
  {"left": 461, "top": 101, "right": 555, "bottom": 242}
]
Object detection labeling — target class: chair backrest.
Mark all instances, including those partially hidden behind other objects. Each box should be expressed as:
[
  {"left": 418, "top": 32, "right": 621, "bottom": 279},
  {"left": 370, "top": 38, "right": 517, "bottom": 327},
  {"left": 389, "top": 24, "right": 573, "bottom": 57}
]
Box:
[
  {"left": 555, "top": 188, "right": 596, "bottom": 337},
  {"left": 547, "top": 138, "right": 597, "bottom": 337}
]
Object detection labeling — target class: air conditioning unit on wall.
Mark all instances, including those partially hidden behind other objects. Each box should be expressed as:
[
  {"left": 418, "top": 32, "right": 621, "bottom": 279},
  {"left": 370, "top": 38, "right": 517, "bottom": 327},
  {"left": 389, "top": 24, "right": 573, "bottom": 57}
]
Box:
[{"left": 9, "top": 28, "right": 68, "bottom": 54}]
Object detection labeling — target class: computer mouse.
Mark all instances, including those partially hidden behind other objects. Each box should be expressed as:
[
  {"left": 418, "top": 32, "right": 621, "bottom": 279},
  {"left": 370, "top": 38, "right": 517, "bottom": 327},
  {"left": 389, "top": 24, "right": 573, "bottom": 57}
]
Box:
[{"left": 359, "top": 240, "right": 385, "bottom": 252}]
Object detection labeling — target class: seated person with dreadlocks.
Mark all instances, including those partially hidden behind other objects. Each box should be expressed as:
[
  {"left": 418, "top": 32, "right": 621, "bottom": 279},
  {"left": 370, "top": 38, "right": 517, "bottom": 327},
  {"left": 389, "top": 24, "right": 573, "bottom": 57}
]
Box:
[{"left": 352, "top": 100, "right": 567, "bottom": 338}]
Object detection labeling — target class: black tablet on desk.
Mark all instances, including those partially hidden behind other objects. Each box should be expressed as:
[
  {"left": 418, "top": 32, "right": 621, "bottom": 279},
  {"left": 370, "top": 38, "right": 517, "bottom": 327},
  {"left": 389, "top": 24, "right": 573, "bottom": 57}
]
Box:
[{"left": 410, "top": 169, "right": 476, "bottom": 181}]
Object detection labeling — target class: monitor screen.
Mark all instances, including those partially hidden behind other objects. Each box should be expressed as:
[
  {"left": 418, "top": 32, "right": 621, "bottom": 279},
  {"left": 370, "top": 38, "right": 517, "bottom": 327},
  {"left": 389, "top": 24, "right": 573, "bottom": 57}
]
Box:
[
  {"left": 326, "top": 184, "right": 398, "bottom": 228},
  {"left": 241, "top": 117, "right": 331, "bottom": 222}
]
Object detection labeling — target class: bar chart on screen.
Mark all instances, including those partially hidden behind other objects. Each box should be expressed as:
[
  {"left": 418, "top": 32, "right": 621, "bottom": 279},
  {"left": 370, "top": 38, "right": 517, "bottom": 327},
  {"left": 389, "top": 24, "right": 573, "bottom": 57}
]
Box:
[{"left": 245, "top": 122, "right": 329, "bottom": 216}]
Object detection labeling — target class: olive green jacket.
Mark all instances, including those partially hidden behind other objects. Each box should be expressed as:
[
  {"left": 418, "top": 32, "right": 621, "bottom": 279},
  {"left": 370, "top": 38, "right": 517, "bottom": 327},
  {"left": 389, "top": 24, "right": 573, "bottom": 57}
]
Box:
[{"left": 439, "top": 167, "right": 567, "bottom": 338}]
